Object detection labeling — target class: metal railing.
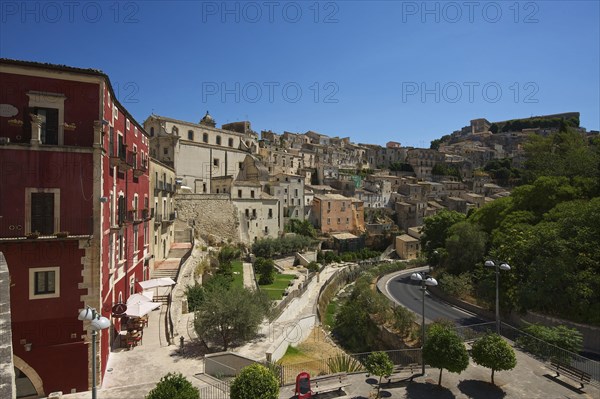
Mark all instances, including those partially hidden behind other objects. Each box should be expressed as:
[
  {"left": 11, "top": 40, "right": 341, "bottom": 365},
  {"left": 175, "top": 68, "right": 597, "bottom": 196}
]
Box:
[{"left": 500, "top": 323, "right": 600, "bottom": 386}]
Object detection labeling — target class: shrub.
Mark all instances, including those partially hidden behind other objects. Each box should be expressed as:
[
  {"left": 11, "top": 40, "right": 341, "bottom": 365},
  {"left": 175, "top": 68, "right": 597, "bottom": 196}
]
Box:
[
  {"left": 327, "top": 353, "right": 363, "bottom": 373},
  {"left": 230, "top": 364, "right": 279, "bottom": 399},
  {"left": 185, "top": 283, "right": 205, "bottom": 312},
  {"left": 306, "top": 261, "right": 320, "bottom": 272},
  {"left": 392, "top": 305, "right": 416, "bottom": 337},
  {"left": 439, "top": 272, "right": 473, "bottom": 300},
  {"left": 146, "top": 373, "right": 199, "bottom": 399},
  {"left": 365, "top": 352, "right": 394, "bottom": 398},
  {"left": 516, "top": 324, "right": 583, "bottom": 359}
]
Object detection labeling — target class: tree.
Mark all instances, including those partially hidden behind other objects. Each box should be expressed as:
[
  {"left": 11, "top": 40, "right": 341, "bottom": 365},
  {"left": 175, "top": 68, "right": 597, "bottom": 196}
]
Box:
[
  {"left": 422, "top": 323, "right": 470, "bottom": 386},
  {"left": 230, "top": 364, "right": 279, "bottom": 399},
  {"left": 285, "top": 219, "right": 317, "bottom": 238},
  {"left": 444, "top": 221, "right": 487, "bottom": 275},
  {"left": 146, "top": 373, "right": 199, "bottom": 399},
  {"left": 470, "top": 333, "right": 516, "bottom": 385},
  {"left": 420, "top": 210, "right": 466, "bottom": 260},
  {"left": 216, "top": 245, "right": 241, "bottom": 279},
  {"left": 254, "top": 257, "right": 276, "bottom": 285},
  {"left": 194, "top": 285, "right": 271, "bottom": 350},
  {"left": 365, "top": 351, "right": 394, "bottom": 398}
]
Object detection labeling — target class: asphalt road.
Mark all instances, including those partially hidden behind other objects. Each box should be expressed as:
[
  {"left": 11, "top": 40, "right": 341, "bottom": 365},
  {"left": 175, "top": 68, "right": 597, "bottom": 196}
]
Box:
[{"left": 385, "top": 267, "right": 488, "bottom": 327}]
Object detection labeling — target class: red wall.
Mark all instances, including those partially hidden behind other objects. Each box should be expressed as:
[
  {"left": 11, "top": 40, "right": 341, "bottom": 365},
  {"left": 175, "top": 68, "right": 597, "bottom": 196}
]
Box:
[
  {"left": 0, "top": 150, "right": 94, "bottom": 237},
  {"left": 0, "top": 72, "right": 99, "bottom": 147},
  {"left": 0, "top": 240, "right": 89, "bottom": 394}
]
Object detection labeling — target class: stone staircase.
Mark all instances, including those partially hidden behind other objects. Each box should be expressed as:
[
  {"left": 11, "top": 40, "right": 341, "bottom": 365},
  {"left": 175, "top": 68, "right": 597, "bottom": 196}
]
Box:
[{"left": 150, "top": 220, "right": 194, "bottom": 282}]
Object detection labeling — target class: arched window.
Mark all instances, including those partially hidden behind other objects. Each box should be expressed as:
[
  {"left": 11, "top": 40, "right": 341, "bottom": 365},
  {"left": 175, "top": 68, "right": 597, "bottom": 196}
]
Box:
[
  {"left": 228, "top": 138, "right": 234, "bottom": 147},
  {"left": 188, "top": 130, "right": 194, "bottom": 140},
  {"left": 150, "top": 127, "right": 154, "bottom": 136},
  {"left": 203, "top": 133, "right": 208, "bottom": 143},
  {"left": 216, "top": 136, "right": 222, "bottom": 145}
]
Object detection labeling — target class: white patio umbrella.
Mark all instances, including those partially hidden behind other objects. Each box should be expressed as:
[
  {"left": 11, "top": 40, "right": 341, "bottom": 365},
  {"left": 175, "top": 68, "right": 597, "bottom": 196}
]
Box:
[
  {"left": 124, "top": 301, "right": 161, "bottom": 317},
  {"left": 138, "top": 277, "right": 176, "bottom": 290},
  {"left": 126, "top": 291, "right": 154, "bottom": 305}
]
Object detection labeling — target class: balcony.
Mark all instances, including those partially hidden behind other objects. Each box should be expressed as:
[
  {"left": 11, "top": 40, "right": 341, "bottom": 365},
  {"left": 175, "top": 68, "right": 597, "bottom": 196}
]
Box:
[
  {"left": 110, "top": 145, "right": 134, "bottom": 171},
  {"left": 161, "top": 212, "right": 176, "bottom": 226},
  {"left": 142, "top": 208, "right": 151, "bottom": 220},
  {"left": 134, "top": 158, "right": 148, "bottom": 177},
  {"left": 0, "top": 215, "right": 94, "bottom": 240},
  {"left": 165, "top": 182, "right": 175, "bottom": 193},
  {"left": 154, "top": 213, "right": 163, "bottom": 225},
  {"left": 127, "top": 209, "right": 143, "bottom": 224}
]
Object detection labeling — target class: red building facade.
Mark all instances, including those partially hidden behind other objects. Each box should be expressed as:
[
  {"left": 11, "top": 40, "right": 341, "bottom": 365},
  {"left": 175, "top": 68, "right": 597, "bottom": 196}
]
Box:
[{"left": 0, "top": 59, "right": 150, "bottom": 397}]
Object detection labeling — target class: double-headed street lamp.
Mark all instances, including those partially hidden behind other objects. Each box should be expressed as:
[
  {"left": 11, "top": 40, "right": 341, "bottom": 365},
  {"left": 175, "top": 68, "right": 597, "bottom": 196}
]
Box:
[
  {"left": 484, "top": 260, "right": 511, "bottom": 334},
  {"left": 410, "top": 272, "right": 438, "bottom": 376},
  {"left": 78, "top": 306, "right": 110, "bottom": 399}
]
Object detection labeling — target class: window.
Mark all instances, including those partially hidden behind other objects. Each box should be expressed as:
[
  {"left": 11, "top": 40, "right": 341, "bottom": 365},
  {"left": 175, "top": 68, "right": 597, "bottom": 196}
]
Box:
[
  {"left": 163, "top": 147, "right": 168, "bottom": 155},
  {"left": 337, "top": 218, "right": 341, "bottom": 224},
  {"left": 31, "top": 192, "right": 55, "bottom": 234},
  {"left": 213, "top": 158, "right": 219, "bottom": 167},
  {"left": 27, "top": 91, "right": 65, "bottom": 145},
  {"left": 29, "top": 267, "right": 60, "bottom": 299},
  {"left": 130, "top": 276, "right": 135, "bottom": 295},
  {"left": 295, "top": 210, "right": 298, "bottom": 217},
  {"left": 250, "top": 190, "right": 255, "bottom": 198},
  {"left": 216, "top": 136, "right": 222, "bottom": 145},
  {"left": 228, "top": 138, "right": 234, "bottom": 147},
  {"left": 252, "top": 209, "right": 257, "bottom": 218},
  {"left": 32, "top": 107, "right": 59, "bottom": 145},
  {"left": 238, "top": 190, "right": 242, "bottom": 198},
  {"left": 268, "top": 209, "right": 273, "bottom": 219},
  {"left": 203, "top": 133, "right": 208, "bottom": 143},
  {"left": 295, "top": 189, "right": 298, "bottom": 197},
  {"left": 134, "top": 225, "right": 139, "bottom": 252},
  {"left": 245, "top": 209, "right": 249, "bottom": 217},
  {"left": 265, "top": 226, "right": 269, "bottom": 234},
  {"left": 172, "top": 126, "right": 179, "bottom": 135},
  {"left": 150, "top": 127, "right": 154, "bottom": 136},
  {"left": 188, "top": 130, "right": 194, "bottom": 140},
  {"left": 327, "top": 218, "right": 331, "bottom": 225},
  {"left": 346, "top": 218, "right": 349, "bottom": 224},
  {"left": 239, "top": 162, "right": 243, "bottom": 170}
]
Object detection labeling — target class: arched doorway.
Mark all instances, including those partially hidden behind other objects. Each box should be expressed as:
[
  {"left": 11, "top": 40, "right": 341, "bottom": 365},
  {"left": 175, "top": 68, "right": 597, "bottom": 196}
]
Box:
[{"left": 13, "top": 356, "right": 44, "bottom": 398}]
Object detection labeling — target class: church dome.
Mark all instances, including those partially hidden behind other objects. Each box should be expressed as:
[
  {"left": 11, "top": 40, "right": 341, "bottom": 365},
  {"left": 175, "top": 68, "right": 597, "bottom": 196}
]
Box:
[{"left": 200, "top": 111, "right": 216, "bottom": 127}]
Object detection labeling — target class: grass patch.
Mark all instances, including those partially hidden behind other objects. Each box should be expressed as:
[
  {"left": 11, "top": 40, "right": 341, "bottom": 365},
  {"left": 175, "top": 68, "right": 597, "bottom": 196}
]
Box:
[
  {"left": 324, "top": 300, "right": 338, "bottom": 331},
  {"left": 258, "top": 273, "right": 295, "bottom": 300},
  {"left": 285, "top": 345, "right": 303, "bottom": 356},
  {"left": 232, "top": 260, "right": 244, "bottom": 288}
]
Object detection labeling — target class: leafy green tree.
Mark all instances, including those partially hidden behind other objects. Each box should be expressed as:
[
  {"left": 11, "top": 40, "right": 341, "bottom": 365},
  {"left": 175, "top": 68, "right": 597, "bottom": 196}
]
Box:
[
  {"left": 230, "top": 364, "right": 279, "bottom": 399},
  {"left": 420, "top": 210, "right": 466, "bottom": 260},
  {"left": 146, "top": 373, "right": 199, "bottom": 399},
  {"left": 285, "top": 219, "right": 317, "bottom": 238},
  {"left": 444, "top": 221, "right": 487, "bottom": 275},
  {"left": 393, "top": 305, "right": 416, "bottom": 337},
  {"left": 254, "top": 257, "right": 276, "bottom": 285},
  {"left": 422, "top": 323, "right": 470, "bottom": 386},
  {"left": 470, "top": 333, "right": 517, "bottom": 385},
  {"left": 365, "top": 351, "right": 394, "bottom": 398},
  {"left": 518, "top": 324, "right": 583, "bottom": 356},
  {"left": 194, "top": 285, "right": 271, "bottom": 350},
  {"left": 185, "top": 283, "right": 205, "bottom": 312}
]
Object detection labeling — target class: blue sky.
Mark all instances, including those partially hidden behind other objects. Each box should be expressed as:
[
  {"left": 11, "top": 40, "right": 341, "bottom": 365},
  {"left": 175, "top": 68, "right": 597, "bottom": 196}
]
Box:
[{"left": 1, "top": 1, "right": 599, "bottom": 146}]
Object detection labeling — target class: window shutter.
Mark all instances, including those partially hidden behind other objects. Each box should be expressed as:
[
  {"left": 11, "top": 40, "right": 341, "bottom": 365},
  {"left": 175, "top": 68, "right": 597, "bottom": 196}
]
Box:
[{"left": 31, "top": 192, "right": 54, "bottom": 234}]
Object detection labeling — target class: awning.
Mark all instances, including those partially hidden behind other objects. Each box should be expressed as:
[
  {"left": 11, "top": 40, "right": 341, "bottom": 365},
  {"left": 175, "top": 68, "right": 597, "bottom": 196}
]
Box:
[{"left": 124, "top": 301, "right": 161, "bottom": 317}]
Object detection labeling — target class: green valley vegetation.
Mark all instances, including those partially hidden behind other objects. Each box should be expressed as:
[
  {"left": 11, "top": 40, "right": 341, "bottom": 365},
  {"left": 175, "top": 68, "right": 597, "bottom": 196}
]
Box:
[
  {"left": 331, "top": 262, "right": 414, "bottom": 353},
  {"left": 285, "top": 219, "right": 317, "bottom": 238},
  {"left": 252, "top": 235, "right": 318, "bottom": 258},
  {"left": 421, "top": 127, "right": 600, "bottom": 325}
]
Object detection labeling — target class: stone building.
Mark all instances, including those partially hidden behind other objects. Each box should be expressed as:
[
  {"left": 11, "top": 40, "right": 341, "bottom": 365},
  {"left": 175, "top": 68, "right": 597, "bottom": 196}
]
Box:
[
  {"left": 149, "top": 159, "right": 176, "bottom": 268},
  {"left": 267, "top": 173, "right": 306, "bottom": 231},
  {"left": 311, "top": 194, "right": 365, "bottom": 234},
  {"left": 144, "top": 112, "right": 258, "bottom": 194}
]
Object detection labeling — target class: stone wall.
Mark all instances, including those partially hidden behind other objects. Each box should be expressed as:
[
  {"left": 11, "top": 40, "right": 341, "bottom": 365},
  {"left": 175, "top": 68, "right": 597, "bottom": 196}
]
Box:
[{"left": 175, "top": 194, "right": 240, "bottom": 244}]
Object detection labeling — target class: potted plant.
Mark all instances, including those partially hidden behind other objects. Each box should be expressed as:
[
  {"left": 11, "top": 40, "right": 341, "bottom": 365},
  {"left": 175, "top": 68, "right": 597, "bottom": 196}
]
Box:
[
  {"left": 27, "top": 231, "right": 40, "bottom": 239},
  {"left": 55, "top": 231, "right": 69, "bottom": 238}
]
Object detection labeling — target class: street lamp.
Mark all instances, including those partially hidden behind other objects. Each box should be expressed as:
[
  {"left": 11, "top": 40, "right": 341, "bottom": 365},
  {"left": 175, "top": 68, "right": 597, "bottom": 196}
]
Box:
[
  {"left": 484, "top": 260, "right": 511, "bottom": 334},
  {"left": 78, "top": 306, "right": 110, "bottom": 399},
  {"left": 411, "top": 272, "right": 438, "bottom": 375}
]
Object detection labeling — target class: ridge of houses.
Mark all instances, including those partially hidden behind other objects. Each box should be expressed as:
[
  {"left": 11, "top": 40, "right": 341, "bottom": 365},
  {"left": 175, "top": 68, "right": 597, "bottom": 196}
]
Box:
[{"left": 0, "top": 58, "right": 590, "bottom": 397}]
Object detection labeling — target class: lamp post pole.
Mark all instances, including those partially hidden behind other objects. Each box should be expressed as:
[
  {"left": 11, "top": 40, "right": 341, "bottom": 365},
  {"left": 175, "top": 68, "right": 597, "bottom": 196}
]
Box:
[
  {"left": 485, "top": 260, "right": 510, "bottom": 334},
  {"left": 411, "top": 272, "right": 438, "bottom": 376},
  {"left": 78, "top": 306, "right": 110, "bottom": 399}
]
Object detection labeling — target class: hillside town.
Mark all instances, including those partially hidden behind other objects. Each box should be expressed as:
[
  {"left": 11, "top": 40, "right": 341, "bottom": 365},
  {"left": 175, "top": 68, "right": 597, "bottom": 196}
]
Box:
[{"left": 1, "top": 58, "right": 599, "bottom": 399}]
